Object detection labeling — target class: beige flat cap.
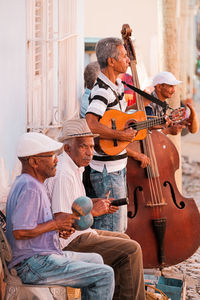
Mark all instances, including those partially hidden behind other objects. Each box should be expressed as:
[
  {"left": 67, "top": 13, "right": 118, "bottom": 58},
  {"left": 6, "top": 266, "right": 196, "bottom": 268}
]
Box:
[{"left": 58, "top": 118, "right": 99, "bottom": 142}]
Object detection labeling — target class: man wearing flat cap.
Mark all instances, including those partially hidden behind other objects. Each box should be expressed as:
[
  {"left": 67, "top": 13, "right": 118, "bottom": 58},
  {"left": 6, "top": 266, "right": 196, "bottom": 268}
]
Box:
[
  {"left": 6, "top": 132, "right": 115, "bottom": 299},
  {"left": 45, "top": 118, "right": 146, "bottom": 300}
]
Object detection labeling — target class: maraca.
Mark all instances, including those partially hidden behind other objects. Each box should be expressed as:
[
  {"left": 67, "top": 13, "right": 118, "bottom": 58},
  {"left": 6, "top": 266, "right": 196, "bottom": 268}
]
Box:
[
  {"left": 73, "top": 213, "right": 93, "bottom": 231},
  {"left": 72, "top": 196, "right": 93, "bottom": 216},
  {"left": 72, "top": 196, "right": 93, "bottom": 231}
]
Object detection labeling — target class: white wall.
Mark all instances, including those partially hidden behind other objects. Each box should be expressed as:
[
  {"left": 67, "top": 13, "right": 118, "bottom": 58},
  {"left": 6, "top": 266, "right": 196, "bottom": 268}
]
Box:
[
  {"left": 0, "top": 0, "right": 26, "bottom": 174},
  {"left": 84, "top": 0, "right": 159, "bottom": 80},
  {"left": 77, "top": 0, "right": 85, "bottom": 98}
]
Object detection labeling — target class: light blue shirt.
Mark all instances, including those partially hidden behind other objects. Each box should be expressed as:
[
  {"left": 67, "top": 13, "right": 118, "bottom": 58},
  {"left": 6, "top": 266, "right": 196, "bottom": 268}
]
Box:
[
  {"left": 6, "top": 173, "right": 62, "bottom": 268},
  {"left": 80, "top": 88, "right": 91, "bottom": 118}
]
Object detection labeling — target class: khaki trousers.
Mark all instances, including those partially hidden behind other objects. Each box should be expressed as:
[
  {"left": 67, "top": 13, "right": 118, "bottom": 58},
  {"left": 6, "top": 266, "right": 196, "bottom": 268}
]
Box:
[{"left": 65, "top": 230, "right": 145, "bottom": 300}]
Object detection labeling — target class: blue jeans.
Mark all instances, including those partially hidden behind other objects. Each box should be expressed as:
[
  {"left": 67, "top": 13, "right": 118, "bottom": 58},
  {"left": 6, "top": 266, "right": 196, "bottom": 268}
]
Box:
[
  {"left": 90, "top": 166, "right": 127, "bottom": 232},
  {"left": 15, "top": 251, "right": 114, "bottom": 300}
]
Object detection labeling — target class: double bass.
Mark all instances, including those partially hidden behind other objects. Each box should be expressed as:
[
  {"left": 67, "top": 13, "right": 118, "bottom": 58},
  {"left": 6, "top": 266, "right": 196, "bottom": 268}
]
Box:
[{"left": 121, "top": 24, "right": 200, "bottom": 268}]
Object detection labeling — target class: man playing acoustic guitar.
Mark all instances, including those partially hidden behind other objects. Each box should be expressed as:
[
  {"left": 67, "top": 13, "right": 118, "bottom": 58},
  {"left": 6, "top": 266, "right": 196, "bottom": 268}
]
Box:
[
  {"left": 86, "top": 38, "right": 170, "bottom": 233},
  {"left": 145, "top": 71, "right": 198, "bottom": 135}
]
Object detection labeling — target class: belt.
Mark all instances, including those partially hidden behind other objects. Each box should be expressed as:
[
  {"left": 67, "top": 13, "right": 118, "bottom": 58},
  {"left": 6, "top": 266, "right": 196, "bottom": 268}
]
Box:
[{"left": 93, "top": 153, "right": 127, "bottom": 161}]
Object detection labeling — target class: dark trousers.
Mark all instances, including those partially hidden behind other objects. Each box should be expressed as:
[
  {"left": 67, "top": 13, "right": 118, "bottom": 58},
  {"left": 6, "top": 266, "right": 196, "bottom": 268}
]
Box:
[{"left": 65, "top": 230, "right": 145, "bottom": 300}]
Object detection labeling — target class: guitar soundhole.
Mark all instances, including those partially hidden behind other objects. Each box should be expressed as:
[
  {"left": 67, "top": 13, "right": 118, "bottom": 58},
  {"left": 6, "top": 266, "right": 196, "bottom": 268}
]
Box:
[{"left": 127, "top": 120, "right": 137, "bottom": 130}]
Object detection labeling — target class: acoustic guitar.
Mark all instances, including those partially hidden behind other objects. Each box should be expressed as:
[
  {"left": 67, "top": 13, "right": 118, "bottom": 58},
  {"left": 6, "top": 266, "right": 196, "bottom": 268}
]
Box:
[{"left": 97, "top": 108, "right": 185, "bottom": 155}]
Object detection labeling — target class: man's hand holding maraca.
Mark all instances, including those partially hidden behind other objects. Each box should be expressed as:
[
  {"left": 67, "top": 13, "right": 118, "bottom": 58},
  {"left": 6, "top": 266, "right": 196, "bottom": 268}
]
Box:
[
  {"left": 54, "top": 212, "right": 79, "bottom": 239},
  {"left": 91, "top": 197, "right": 119, "bottom": 216},
  {"left": 91, "top": 191, "right": 119, "bottom": 217}
]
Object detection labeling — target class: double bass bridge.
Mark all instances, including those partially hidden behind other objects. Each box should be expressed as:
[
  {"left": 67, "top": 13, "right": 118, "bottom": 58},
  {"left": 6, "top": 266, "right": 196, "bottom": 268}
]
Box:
[{"left": 145, "top": 199, "right": 167, "bottom": 207}]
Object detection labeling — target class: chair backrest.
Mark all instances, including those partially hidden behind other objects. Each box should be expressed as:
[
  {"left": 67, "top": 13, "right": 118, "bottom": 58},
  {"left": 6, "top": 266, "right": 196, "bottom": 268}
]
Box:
[
  {"left": 0, "top": 225, "right": 23, "bottom": 286},
  {"left": 0, "top": 210, "right": 6, "bottom": 232}
]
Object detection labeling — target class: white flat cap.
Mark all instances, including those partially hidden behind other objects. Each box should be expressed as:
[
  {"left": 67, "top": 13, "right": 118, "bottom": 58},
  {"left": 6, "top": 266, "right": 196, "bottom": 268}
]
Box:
[
  {"left": 153, "top": 71, "right": 182, "bottom": 86},
  {"left": 58, "top": 118, "right": 99, "bottom": 142},
  {"left": 17, "top": 132, "right": 63, "bottom": 157}
]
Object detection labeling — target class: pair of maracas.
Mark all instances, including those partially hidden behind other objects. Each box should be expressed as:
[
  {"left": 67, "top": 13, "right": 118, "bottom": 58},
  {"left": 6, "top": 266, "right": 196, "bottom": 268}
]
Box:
[
  {"left": 71, "top": 196, "right": 129, "bottom": 230},
  {"left": 72, "top": 196, "right": 94, "bottom": 231}
]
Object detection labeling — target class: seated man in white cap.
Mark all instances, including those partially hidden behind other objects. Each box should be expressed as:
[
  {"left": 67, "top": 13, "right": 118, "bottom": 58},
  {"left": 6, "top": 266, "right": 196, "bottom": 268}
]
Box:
[
  {"left": 145, "top": 71, "right": 186, "bottom": 135},
  {"left": 6, "top": 132, "right": 114, "bottom": 299},
  {"left": 45, "top": 119, "right": 146, "bottom": 300}
]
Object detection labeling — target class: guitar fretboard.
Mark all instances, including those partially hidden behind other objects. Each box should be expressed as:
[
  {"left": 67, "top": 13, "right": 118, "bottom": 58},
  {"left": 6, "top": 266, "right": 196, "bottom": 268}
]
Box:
[{"left": 130, "top": 116, "right": 166, "bottom": 131}]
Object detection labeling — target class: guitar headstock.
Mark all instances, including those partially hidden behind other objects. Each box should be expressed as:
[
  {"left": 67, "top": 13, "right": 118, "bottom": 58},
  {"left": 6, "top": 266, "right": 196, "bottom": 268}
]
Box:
[{"left": 170, "top": 107, "right": 186, "bottom": 123}]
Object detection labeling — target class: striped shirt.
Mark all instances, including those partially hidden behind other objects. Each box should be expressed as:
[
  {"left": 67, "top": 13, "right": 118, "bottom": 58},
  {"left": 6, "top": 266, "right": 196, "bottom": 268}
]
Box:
[
  {"left": 86, "top": 72, "right": 128, "bottom": 173},
  {"left": 145, "top": 91, "right": 166, "bottom": 117}
]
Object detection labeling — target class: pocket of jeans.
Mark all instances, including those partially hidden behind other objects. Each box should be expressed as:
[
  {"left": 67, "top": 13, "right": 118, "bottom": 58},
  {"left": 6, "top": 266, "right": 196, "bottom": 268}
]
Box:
[
  {"left": 111, "top": 170, "right": 121, "bottom": 176},
  {"left": 17, "top": 262, "right": 43, "bottom": 284}
]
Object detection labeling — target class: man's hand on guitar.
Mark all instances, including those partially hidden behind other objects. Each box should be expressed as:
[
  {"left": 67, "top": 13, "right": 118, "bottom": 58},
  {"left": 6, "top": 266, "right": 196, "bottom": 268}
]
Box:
[
  {"left": 162, "top": 123, "right": 185, "bottom": 135},
  {"left": 160, "top": 115, "right": 173, "bottom": 129},
  {"left": 162, "top": 115, "right": 191, "bottom": 135},
  {"left": 119, "top": 128, "right": 137, "bottom": 142}
]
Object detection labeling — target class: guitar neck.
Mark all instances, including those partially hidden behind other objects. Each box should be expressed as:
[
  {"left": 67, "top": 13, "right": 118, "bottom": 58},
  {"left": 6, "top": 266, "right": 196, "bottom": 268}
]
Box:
[{"left": 131, "top": 116, "right": 166, "bottom": 131}]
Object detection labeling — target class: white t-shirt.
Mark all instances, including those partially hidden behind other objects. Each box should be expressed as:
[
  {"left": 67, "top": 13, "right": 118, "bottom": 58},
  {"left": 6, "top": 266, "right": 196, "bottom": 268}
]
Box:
[{"left": 45, "top": 152, "right": 97, "bottom": 248}]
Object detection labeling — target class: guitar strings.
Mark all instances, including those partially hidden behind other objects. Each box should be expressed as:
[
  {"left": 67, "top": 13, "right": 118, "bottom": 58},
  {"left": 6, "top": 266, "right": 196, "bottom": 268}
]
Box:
[{"left": 128, "top": 109, "right": 184, "bottom": 131}]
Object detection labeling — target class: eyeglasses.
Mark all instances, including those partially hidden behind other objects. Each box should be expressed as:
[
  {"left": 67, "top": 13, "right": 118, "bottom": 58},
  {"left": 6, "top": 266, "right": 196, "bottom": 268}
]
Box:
[{"left": 32, "top": 154, "right": 57, "bottom": 160}]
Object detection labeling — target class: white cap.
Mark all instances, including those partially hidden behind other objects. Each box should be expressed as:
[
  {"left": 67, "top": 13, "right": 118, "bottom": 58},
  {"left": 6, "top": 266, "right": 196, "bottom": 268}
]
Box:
[
  {"left": 17, "top": 132, "right": 63, "bottom": 157},
  {"left": 153, "top": 72, "right": 182, "bottom": 87}
]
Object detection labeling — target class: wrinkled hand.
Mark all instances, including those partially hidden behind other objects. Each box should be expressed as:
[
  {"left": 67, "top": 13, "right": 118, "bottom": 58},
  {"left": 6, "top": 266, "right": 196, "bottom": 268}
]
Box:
[
  {"left": 59, "top": 229, "right": 75, "bottom": 239},
  {"left": 54, "top": 212, "right": 79, "bottom": 231},
  {"left": 164, "top": 115, "right": 173, "bottom": 128},
  {"left": 162, "top": 123, "right": 185, "bottom": 135},
  {"left": 91, "top": 198, "right": 119, "bottom": 216},
  {"left": 135, "top": 153, "right": 150, "bottom": 168},
  {"left": 107, "top": 203, "right": 119, "bottom": 214},
  {"left": 119, "top": 128, "right": 137, "bottom": 142},
  {"left": 179, "top": 118, "right": 191, "bottom": 127}
]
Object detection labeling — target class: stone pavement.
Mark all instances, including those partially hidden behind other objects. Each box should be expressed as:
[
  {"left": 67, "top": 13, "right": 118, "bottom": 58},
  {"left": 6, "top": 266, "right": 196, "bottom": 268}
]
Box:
[
  {"left": 181, "top": 101, "right": 200, "bottom": 162},
  {"left": 181, "top": 130, "right": 200, "bottom": 163}
]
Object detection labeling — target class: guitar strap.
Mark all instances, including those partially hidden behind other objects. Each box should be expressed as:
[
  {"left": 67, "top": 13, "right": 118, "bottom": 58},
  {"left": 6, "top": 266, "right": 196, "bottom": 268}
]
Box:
[
  {"left": 96, "top": 77, "right": 123, "bottom": 111},
  {"left": 122, "top": 81, "right": 170, "bottom": 113},
  {"left": 112, "top": 90, "right": 122, "bottom": 111}
]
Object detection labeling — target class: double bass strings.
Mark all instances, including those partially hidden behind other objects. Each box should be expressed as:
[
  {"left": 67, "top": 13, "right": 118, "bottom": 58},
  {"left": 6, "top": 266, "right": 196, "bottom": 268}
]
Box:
[
  {"left": 133, "top": 94, "right": 166, "bottom": 219},
  {"left": 143, "top": 134, "right": 165, "bottom": 219}
]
